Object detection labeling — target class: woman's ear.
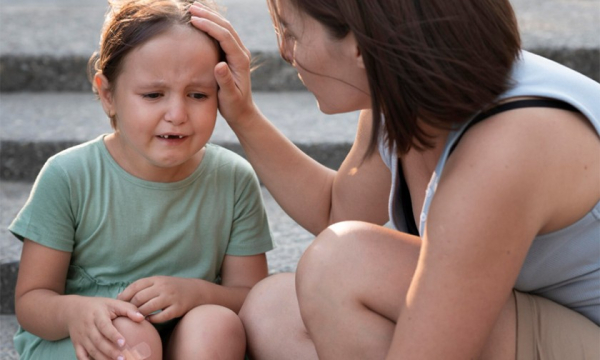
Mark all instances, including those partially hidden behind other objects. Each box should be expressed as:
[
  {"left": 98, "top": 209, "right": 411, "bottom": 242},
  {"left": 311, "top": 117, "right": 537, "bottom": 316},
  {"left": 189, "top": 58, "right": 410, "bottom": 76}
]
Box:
[
  {"left": 344, "top": 32, "right": 365, "bottom": 69},
  {"left": 355, "top": 45, "right": 365, "bottom": 69},
  {"left": 95, "top": 73, "right": 115, "bottom": 118}
]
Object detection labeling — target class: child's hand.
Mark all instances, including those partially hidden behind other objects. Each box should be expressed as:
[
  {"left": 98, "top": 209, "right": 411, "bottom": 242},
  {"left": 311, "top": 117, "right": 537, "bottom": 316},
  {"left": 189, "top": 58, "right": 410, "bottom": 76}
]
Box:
[
  {"left": 67, "top": 296, "right": 144, "bottom": 360},
  {"left": 117, "top": 276, "right": 199, "bottom": 323}
]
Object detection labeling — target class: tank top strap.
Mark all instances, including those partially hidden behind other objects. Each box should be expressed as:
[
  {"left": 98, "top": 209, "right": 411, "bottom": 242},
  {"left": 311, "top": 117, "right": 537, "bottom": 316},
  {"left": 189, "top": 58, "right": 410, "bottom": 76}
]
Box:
[{"left": 449, "top": 99, "right": 580, "bottom": 155}]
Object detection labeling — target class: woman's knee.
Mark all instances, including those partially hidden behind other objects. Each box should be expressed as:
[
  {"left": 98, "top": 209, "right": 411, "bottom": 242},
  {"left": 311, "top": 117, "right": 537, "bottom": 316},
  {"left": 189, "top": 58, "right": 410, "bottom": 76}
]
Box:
[
  {"left": 296, "top": 221, "right": 372, "bottom": 293},
  {"left": 112, "top": 317, "right": 161, "bottom": 359},
  {"left": 240, "top": 273, "right": 296, "bottom": 330}
]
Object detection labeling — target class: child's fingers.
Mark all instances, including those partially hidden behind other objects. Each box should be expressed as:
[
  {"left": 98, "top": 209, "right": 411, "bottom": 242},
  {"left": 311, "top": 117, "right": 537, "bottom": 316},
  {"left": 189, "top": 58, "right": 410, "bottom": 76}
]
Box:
[
  {"left": 77, "top": 329, "right": 121, "bottom": 360},
  {"left": 145, "top": 304, "right": 178, "bottom": 324},
  {"left": 96, "top": 315, "right": 128, "bottom": 354},
  {"left": 117, "top": 278, "right": 152, "bottom": 302},
  {"left": 74, "top": 343, "right": 92, "bottom": 360},
  {"left": 125, "top": 309, "right": 146, "bottom": 323}
]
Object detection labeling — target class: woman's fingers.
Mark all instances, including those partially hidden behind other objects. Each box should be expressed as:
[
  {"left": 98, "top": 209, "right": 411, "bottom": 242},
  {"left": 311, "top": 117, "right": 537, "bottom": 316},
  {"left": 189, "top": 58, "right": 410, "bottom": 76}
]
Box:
[
  {"left": 214, "top": 61, "right": 237, "bottom": 92},
  {"left": 190, "top": 15, "right": 251, "bottom": 71},
  {"left": 189, "top": 2, "right": 258, "bottom": 123},
  {"left": 190, "top": 3, "right": 251, "bottom": 58}
]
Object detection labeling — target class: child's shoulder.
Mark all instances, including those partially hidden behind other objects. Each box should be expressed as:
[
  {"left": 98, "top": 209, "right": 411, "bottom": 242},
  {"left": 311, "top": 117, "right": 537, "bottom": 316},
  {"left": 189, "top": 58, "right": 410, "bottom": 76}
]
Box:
[
  {"left": 45, "top": 135, "right": 108, "bottom": 173},
  {"left": 205, "top": 143, "right": 255, "bottom": 173}
]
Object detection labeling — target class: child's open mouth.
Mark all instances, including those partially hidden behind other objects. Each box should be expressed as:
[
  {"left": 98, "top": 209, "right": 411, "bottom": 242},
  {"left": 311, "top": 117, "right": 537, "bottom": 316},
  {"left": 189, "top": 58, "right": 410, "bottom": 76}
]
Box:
[{"left": 157, "top": 135, "right": 185, "bottom": 139}]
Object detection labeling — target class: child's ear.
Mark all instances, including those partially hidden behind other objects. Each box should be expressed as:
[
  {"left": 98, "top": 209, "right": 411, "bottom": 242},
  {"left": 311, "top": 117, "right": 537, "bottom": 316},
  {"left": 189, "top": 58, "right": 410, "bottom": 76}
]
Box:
[{"left": 95, "top": 73, "right": 115, "bottom": 118}]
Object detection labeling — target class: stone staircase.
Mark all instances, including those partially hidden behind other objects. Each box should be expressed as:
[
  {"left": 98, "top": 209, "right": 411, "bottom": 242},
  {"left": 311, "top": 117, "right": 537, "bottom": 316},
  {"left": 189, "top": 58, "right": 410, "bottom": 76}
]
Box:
[{"left": 0, "top": 0, "right": 598, "bottom": 358}]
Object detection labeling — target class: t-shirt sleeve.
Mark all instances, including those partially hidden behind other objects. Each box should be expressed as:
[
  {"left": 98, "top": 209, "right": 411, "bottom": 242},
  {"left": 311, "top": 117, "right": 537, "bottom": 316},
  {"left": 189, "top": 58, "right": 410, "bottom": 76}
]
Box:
[
  {"left": 8, "top": 158, "right": 76, "bottom": 252},
  {"left": 225, "top": 166, "right": 274, "bottom": 256}
]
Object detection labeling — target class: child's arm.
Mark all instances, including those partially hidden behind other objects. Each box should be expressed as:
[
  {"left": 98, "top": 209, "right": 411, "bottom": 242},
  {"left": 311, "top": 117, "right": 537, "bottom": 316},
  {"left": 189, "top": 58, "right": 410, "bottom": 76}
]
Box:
[
  {"left": 118, "top": 253, "right": 268, "bottom": 322},
  {"left": 15, "top": 239, "right": 145, "bottom": 359}
]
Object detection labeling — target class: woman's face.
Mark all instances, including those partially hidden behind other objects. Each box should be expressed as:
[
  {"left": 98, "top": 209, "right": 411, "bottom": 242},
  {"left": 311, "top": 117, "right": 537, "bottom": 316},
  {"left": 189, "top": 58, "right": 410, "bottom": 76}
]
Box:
[{"left": 274, "top": 0, "right": 371, "bottom": 114}]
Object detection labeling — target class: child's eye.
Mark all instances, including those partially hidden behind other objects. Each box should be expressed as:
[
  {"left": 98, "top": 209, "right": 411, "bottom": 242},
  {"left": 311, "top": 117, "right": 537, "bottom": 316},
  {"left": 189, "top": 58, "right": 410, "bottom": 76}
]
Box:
[
  {"left": 190, "top": 93, "right": 207, "bottom": 100},
  {"left": 142, "top": 93, "right": 162, "bottom": 99}
]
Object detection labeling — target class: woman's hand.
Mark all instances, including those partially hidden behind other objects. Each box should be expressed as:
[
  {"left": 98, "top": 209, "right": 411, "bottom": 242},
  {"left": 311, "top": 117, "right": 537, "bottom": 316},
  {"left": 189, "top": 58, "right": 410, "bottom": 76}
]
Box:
[
  {"left": 67, "top": 296, "right": 144, "bottom": 360},
  {"left": 189, "top": 2, "right": 259, "bottom": 128},
  {"left": 118, "top": 276, "right": 202, "bottom": 323}
]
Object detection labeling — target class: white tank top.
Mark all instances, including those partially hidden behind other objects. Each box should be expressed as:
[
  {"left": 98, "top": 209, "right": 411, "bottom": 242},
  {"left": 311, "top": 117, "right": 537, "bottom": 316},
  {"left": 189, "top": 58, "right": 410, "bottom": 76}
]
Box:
[{"left": 379, "top": 51, "right": 600, "bottom": 325}]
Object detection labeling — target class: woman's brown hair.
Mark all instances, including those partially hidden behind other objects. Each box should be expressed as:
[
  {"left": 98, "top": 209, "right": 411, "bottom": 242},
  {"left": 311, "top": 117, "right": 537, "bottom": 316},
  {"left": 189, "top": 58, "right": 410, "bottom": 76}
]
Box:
[
  {"left": 267, "top": 0, "right": 521, "bottom": 157},
  {"left": 88, "top": 0, "right": 221, "bottom": 128}
]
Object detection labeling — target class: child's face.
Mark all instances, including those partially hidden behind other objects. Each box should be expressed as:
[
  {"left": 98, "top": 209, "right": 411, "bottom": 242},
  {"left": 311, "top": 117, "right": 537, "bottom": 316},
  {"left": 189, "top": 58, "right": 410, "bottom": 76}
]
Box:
[{"left": 100, "top": 24, "right": 220, "bottom": 181}]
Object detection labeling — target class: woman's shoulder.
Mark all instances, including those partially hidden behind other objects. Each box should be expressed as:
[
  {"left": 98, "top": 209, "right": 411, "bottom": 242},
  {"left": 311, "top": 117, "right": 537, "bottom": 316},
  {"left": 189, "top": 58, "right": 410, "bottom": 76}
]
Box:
[
  {"left": 446, "top": 106, "right": 599, "bottom": 233},
  {"left": 455, "top": 104, "right": 597, "bottom": 160}
]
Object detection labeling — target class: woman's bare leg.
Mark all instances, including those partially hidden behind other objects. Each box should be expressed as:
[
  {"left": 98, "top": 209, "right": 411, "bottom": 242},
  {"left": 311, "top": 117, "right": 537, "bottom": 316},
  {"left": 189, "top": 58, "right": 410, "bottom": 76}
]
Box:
[
  {"left": 240, "top": 273, "right": 318, "bottom": 360},
  {"left": 296, "top": 221, "right": 516, "bottom": 360}
]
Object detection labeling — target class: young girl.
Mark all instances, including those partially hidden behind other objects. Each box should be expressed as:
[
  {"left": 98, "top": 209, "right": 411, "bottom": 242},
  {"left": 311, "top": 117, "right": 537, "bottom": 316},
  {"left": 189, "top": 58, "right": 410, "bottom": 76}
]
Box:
[
  {"left": 9, "top": 1, "right": 273, "bottom": 359},
  {"left": 191, "top": 0, "right": 599, "bottom": 359}
]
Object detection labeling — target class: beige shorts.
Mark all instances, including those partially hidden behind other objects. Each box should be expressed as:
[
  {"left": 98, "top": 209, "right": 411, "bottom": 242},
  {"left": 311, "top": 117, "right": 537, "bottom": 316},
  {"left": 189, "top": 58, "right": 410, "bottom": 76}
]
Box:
[{"left": 514, "top": 291, "right": 600, "bottom": 359}]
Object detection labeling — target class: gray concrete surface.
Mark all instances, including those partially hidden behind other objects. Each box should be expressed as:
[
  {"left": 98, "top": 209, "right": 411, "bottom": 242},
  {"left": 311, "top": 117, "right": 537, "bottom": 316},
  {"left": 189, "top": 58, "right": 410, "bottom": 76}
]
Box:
[
  {"left": 0, "top": 91, "right": 359, "bottom": 182},
  {"left": 0, "top": 316, "right": 18, "bottom": 360},
  {"left": 0, "top": 0, "right": 598, "bottom": 92}
]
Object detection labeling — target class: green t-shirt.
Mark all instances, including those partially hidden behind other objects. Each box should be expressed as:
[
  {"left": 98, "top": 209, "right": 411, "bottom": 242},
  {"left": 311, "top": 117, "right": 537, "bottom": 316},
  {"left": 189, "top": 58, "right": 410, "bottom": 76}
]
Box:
[{"left": 9, "top": 135, "right": 273, "bottom": 298}]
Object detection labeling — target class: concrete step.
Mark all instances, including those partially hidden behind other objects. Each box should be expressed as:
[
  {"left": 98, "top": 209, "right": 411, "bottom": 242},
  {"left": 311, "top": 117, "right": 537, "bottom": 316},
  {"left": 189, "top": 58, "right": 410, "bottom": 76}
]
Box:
[
  {"left": 0, "top": 181, "right": 315, "bottom": 316},
  {"left": 0, "top": 0, "right": 599, "bottom": 92},
  {"left": 0, "top": 315, "right": 18, "bottom": 360},
  {"left": 0, "top": 91, "right": 359, "bottom": 181}
]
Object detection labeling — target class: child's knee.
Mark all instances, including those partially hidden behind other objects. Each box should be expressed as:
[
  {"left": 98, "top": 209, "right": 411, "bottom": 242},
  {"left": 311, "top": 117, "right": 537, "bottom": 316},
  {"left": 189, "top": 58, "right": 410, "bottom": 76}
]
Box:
[
  {"left": 187, "top": 305, "right": 245, "bottom": 339},
  {"left": 169, "top": 305, "right": 245, "bottom": 358},
  {"left": 112, "top": 317, "right": 162, "bottom": 359}
]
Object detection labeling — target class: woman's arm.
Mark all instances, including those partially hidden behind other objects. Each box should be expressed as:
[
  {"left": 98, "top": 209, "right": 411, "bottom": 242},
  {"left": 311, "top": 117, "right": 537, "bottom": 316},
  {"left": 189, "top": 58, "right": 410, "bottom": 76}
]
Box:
[
  {"left": 224, "top": 108, "right": 390, "bottom": 233},
  {"left": 386, "top": 108, "right": 600, "bottom": 359},
  {"left": 190, "top": 6, "right": 391, "bottom": 234}
]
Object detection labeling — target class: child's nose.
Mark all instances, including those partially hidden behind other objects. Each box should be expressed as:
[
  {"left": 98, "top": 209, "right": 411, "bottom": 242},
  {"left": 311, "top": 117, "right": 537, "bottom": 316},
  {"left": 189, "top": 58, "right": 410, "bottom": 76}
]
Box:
[{"left": 164, "top": 97, "right": 188, "bottom": 125}]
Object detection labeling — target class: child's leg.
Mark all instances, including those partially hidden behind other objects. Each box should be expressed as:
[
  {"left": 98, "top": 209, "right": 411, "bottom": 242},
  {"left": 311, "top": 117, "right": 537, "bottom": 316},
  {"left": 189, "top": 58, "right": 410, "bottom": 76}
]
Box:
[
  {"left": 165, "top": 304, "right": 246, "bottom": 359},
  {"left": 113, "top": 317, "right": 162, "bottom": 360}
]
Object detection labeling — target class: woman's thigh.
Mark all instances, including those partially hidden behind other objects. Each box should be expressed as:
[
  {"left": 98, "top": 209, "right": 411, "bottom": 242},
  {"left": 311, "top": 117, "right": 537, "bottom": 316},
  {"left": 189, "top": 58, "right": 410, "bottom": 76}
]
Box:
[{"left": 514, "top": 291, "right": 600, "bottom": 360}]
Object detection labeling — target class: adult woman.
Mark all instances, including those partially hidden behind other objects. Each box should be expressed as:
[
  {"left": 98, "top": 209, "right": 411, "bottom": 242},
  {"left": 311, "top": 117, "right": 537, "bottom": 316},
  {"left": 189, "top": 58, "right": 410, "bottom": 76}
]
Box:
[{"left": 190, "top": 0, "right": 600, "bottom": 358}]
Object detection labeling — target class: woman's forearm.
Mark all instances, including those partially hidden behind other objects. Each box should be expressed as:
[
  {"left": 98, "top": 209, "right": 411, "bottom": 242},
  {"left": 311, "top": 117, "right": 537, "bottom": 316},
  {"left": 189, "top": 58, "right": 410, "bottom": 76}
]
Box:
[{"left": 230, "top": 107, "right": 337, "bottom": 234}]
